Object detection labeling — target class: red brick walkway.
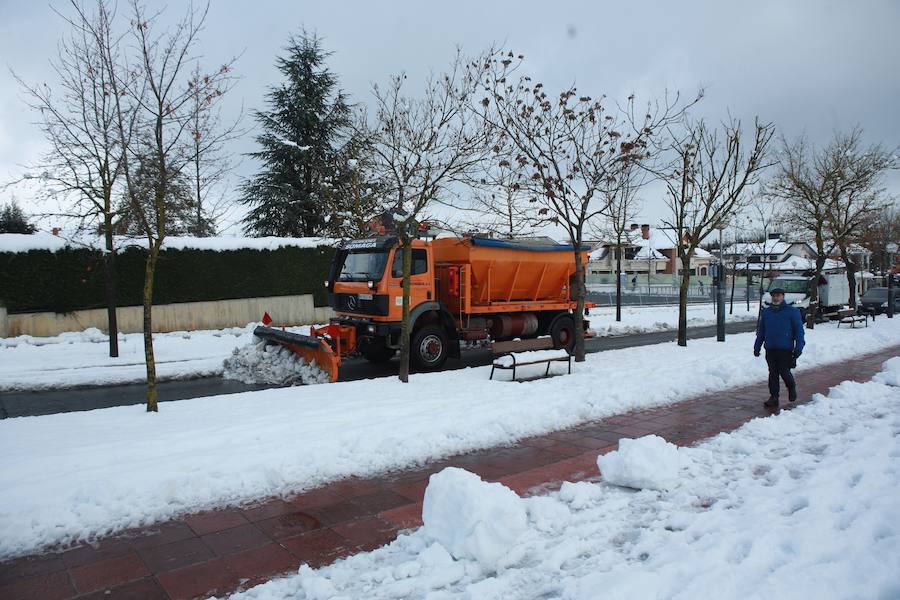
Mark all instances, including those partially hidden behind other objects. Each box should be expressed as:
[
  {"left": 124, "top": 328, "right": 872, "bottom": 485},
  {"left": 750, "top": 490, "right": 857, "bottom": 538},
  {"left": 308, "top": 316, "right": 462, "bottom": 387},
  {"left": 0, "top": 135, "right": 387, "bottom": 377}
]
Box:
[{"left": 2, "top": 344, "right": 898, "bottom": 600}]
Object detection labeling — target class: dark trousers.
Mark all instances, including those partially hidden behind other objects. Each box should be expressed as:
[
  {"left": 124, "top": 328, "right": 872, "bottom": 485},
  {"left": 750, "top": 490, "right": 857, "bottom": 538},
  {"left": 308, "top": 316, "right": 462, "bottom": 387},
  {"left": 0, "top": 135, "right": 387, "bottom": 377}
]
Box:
[{"left": 765, "top": 349, "right": 796, "bottom": 399}]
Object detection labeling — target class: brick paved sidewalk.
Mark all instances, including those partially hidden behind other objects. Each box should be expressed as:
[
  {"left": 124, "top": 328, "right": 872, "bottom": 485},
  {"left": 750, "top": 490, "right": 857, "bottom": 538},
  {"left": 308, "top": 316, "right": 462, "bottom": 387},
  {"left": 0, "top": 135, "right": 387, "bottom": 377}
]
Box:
[{"left": 2, "top": 344, "right": 898, "bottom": 600}]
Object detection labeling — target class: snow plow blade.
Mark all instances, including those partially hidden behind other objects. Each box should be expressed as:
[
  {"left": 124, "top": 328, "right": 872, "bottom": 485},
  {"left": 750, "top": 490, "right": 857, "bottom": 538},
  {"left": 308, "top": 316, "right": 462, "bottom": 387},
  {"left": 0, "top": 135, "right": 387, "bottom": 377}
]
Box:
[{"left": 253, "top": 326, "right": 340, "bottom": 382}]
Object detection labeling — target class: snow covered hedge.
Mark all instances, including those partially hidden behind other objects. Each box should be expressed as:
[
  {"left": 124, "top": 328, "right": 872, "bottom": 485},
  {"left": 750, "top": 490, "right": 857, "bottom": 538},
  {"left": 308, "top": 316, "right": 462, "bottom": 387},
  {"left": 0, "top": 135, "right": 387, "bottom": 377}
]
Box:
[{"left": 0, "top": 239, "right": 336, "bottom": 313}]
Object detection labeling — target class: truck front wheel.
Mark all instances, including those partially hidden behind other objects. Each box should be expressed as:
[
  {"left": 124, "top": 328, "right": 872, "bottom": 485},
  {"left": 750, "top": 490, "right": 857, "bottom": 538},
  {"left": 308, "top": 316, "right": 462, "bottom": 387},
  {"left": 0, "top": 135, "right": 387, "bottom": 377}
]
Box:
[{"left": 411, "top": 325, "right": 449, "bottom": 371}]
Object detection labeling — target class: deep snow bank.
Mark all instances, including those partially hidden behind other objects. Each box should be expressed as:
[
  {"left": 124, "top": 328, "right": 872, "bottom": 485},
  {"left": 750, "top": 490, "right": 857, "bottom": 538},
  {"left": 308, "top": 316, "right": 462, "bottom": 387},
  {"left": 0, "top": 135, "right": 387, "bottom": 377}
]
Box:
[
  {"left": 222, "top": 337, "right": 329, "bottom": 386},
  {"left": 1, "top": 320, "right": 898, "bottom": 559},
  {"left": 226, "top": 359, "right": 900, "bottom": 600}
]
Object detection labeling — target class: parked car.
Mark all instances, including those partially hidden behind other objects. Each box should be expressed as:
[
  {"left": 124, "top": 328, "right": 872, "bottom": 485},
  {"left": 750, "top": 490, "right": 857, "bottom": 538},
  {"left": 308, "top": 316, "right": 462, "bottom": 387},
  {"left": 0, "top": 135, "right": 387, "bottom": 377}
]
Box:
[{"left": 860, "top": 287, "right": 900, "bottom": 314}]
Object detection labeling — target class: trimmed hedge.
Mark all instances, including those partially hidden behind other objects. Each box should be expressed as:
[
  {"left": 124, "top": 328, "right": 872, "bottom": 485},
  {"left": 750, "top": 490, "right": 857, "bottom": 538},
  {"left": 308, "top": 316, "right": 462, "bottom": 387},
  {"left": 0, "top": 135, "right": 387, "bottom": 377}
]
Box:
[{"left": 0, "top": 245, "right": 335, "bottom": 314}]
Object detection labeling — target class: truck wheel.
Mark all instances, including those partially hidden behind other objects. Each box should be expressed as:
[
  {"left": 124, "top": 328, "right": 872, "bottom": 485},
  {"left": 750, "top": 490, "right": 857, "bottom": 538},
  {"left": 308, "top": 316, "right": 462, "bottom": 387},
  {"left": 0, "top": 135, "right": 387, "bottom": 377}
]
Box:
[
  {"left": 411, "top": 325, "right": 449, "bottom": 371},
  {"left": 363, "top": 346, "right": 396, "bottom": 363},
  {"left": 549, "top": 315, "right": 576, "bottom": 353}
]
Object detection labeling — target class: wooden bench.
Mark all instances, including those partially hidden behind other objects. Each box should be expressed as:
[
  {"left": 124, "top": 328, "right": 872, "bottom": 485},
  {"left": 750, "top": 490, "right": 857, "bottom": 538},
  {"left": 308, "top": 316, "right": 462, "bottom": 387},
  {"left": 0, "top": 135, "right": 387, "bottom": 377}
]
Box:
[
  {"left": 489, "top": 337, "right": 571, "bottom": 381},
  {"left": 835, "top": 308, "right": 869, "bottom": 328}
]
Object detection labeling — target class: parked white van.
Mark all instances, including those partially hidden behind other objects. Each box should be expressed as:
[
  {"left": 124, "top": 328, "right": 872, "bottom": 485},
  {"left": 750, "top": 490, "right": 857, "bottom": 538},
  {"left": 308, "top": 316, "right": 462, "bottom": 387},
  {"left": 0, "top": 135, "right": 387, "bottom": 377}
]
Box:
[{"left": 762, "top": 273, "right": 850, "bottom": 318}]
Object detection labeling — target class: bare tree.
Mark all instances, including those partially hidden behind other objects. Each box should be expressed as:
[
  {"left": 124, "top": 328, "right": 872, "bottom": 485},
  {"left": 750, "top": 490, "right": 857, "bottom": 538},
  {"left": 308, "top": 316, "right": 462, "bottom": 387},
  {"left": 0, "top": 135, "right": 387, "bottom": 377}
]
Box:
[
  {"left": 745, "top": 195, "right": 783, "bottom": 317},
  {"left": 769, "top": 130, "right": 897, "bottom": 323},
  {"left": 860, "top": 203, "right": 900, "bottom": 276},
  {"left": 185, "top": 62, "right": 243, "bottom": 236},
  {"left": 12, "top": 0, "right": 138, "bottom": 358},
  {"left": 821, "top": 129, "right": 897, "bottom": 307},
  {"left": 472, "top": 49, "right": 696, "bottom": 360},
  {"left": 368, "top": 50, "right": 494, "bottom": 382},
  {"left": 660, "top": 117, "right": 775, "bottom": 346},
  {"left": 594, "top": 163, "right": 644, "bottom": 322},
  {"left": 462, "top": 164, "right": 542, "bottom": 238},
  {"left": 104, "top": 0, "right": 237, "bottom": 411}
]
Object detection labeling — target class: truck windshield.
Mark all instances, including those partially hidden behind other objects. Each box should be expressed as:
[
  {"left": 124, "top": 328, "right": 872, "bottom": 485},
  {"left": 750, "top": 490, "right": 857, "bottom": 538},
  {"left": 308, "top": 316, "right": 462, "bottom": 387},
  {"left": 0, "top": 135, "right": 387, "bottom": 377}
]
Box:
[
  {"left": 337, "top": 250, "right": 389, "bottom": 282},
  {"left": 769, "top": 279, "right": 809, "bottom": 294}
]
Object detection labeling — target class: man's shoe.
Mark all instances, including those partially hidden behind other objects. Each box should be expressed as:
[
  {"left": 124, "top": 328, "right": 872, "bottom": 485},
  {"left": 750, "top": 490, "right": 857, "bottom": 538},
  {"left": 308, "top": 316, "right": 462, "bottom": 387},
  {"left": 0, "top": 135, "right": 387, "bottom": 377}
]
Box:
[
  {"left": 788, "top": 389, "right": 797, "bottom": 403},
  {"left": 764, "top": 397, "right": 779, "bottom": 408}
]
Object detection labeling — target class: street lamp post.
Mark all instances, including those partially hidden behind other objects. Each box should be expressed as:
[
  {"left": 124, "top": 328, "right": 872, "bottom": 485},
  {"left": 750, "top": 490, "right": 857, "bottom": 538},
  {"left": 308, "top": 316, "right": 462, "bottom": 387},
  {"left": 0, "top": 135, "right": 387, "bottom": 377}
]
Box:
[
  {"left": 888, "top": 242, "right": 898, "bottom": 319},
  {"left": 745, "top": 251, "right": 751, "bottom": 311},
  {"left": 716, "top": 226, "right": 726, "bottom": 341}
]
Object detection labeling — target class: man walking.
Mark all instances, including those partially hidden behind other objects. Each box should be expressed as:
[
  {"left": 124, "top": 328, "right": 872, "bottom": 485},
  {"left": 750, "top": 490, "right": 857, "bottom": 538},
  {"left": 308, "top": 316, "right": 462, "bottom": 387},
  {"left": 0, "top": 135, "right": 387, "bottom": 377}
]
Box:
[{"left": 754, "top": 288, "right": 805, "bottom": 408}]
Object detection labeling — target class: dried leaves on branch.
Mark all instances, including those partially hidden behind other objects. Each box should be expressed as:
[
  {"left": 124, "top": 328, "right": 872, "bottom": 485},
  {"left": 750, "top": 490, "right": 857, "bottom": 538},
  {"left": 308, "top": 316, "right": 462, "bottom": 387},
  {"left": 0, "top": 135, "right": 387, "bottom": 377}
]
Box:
[
  {"left": 660, "top": 117, "right": 775, "bottom": 345},
  {"left": 470, "top": 48, "right": 699, "bottom": 359}
]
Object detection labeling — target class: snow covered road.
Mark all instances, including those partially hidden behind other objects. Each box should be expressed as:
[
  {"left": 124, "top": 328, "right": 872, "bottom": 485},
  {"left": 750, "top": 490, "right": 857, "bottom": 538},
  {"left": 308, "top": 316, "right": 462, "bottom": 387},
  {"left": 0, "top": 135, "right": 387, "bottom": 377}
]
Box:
[
  {"left": 0, "top": 304, "right": 756, "bottom": 392},
  {"left": 0, "top": 318, "right": 897, "bottom": 559}
]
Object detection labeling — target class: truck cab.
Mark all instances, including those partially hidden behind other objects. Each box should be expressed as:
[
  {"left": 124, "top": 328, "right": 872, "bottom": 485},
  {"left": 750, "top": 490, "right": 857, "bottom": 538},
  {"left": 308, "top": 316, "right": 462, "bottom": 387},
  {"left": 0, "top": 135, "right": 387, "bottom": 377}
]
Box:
[{"left": 325, "top": 236, "right": 449, "bottom": 365}]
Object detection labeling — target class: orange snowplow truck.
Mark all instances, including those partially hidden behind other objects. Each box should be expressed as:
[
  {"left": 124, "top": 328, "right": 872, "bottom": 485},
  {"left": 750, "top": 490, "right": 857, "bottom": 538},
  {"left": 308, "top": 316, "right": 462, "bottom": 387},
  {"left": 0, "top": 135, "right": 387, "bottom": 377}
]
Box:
[{"left": 254, "top": 235, "right": 591, "bottom": 381}]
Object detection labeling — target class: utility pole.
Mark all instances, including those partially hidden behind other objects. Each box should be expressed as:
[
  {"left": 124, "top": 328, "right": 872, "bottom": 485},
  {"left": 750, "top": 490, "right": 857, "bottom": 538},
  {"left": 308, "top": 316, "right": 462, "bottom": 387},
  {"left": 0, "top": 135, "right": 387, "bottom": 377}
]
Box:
[
  {"left": 716, "top": 225, "right": 726, "bottom": 341},
  {"left": 745, "top": 251, "right": 751, "bottom": 311},
  {"left": 888, "top": 243, "right": 897, "bottom": 319}
]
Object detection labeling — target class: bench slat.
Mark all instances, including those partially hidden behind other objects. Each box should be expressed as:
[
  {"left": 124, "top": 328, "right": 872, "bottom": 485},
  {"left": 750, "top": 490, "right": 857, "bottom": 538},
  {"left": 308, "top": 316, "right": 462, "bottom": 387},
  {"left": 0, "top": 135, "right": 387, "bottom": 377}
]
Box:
[{"left": 491, "top": 337, "right": 554, "bottom": 354}]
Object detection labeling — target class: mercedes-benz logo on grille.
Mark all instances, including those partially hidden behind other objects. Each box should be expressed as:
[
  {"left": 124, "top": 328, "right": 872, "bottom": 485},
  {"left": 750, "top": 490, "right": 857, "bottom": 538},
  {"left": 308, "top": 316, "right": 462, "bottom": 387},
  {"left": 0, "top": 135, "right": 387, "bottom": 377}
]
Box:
[{"left": 346, "top": 295, "right": 358, "bottom": 310}]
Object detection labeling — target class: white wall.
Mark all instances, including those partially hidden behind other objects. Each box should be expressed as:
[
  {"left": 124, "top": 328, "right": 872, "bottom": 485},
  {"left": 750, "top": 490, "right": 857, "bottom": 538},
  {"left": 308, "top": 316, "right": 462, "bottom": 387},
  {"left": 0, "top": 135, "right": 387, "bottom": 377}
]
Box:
[{"left": 2, "top": 295, "right": 333, "bottom": 337}]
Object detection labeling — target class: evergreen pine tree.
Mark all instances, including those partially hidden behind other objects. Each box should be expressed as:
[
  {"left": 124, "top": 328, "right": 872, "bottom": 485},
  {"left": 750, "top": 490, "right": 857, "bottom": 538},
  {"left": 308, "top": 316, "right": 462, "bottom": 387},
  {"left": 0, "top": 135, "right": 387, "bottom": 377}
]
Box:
[
  {"left": 0, "top": 199, "right": 37, "bottom": 234},
  {"left": 240, "top": 33, "right": 363, "bottom": 237}
]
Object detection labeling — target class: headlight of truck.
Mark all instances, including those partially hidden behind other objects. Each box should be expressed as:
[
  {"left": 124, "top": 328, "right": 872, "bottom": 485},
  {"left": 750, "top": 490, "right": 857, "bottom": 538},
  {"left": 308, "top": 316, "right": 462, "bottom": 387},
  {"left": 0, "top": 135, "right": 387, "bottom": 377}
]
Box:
[
  {"left": 367, "top": 280, "right": 376, "bottom": 290},
  {"left": 882, "top": 302, "right": 889, "bottom": 308}
]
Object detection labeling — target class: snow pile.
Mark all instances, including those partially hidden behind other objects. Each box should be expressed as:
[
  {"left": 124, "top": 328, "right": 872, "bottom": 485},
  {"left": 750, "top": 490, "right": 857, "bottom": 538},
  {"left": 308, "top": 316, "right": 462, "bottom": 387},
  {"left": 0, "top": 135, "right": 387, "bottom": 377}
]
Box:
[
  {"left": 223, "top": 337, "right": 329, "bottom": 386},
  {"left": 873, "top": 356, "right": 900, "bottom": 387},
  {"left": 0, "top": 326, "right": 110, "bottom": 348},
  {"left": 597, "top": 435, "right": 687, "bottom": 491},
  {"left": 422, "top": 467, "right": 527, "bottom": 570},
  {"left": 0, "top": 323, "right": 317, "bottom": 390},
  {"left": 225, "top": 365, "right": 900, "bottom": 600},
  {"left": 1, "top": 321, "right": 899, "bottom": 559},
  {"left": 589, "top": 303, "right": 758, "bottom": 337}
]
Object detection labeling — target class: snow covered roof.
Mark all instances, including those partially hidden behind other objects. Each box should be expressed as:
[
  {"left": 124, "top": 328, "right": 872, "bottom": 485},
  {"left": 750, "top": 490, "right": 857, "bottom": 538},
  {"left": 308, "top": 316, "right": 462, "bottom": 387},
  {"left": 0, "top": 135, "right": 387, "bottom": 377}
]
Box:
[
  {"left": 736, "top": 256, "right": 845, "bottom": 271},
  {"left": 724, "top": 240, "right": 794, "bottom": 255},
  {"left": 0, "top": 232, "right": 337, "bottom": 254}
]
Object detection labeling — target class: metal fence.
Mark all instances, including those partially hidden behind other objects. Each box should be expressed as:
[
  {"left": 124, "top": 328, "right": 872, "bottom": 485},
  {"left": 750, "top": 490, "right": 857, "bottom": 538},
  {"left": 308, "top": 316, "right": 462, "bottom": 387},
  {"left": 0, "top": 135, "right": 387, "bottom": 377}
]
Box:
[{"left": 586, "top": 284, "right": 762, "bottom": 307}]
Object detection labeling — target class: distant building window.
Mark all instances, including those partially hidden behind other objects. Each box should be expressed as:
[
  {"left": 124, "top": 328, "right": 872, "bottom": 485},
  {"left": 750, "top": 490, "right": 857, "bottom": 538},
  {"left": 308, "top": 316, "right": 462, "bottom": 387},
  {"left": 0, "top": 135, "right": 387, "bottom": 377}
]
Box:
[
  {"left": 700, "top": 267, "right": 708, "bottom": 275},
  {"left": 768, "top": 254, "right": 778, "bottom": 260}
]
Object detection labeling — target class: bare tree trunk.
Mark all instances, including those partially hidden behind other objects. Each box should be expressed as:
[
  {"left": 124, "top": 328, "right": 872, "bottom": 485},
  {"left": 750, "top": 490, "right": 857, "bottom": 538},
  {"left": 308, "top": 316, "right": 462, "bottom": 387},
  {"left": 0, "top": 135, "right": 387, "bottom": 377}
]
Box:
[
  {"left": 102, "top": 211, "right": 119, "bottom": 358},
  {"left": 573, "top": 243, "right": 586, "bottom": 362},
  {"left": 194, "top": 146, "right": 203, "bottom": 235},
  {"left": 615, "top": 246, "right": 622, "bottom": 322},
  {"left": 729, "top": 261, "right": 736, "bottom": 314},
  {"left": 839, "top": 245, "right": 858, "bottom": 308},
  {"left": 808, "top": 236, "right": 825, "bottom": 329},
  {"left": 398, "top": 235, "right": 413, "bottom": 382},
  {"left": 142, "top": 245, "right": 160, "bottom": 412},
  {"left": 677, "top": 255, "right": 691, "bottom": 347}
]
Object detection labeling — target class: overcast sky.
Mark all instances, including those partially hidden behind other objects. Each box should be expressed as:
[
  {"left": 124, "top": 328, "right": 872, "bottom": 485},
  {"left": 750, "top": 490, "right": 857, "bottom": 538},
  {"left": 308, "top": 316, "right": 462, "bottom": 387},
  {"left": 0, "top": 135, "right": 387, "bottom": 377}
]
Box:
[{"left": 1, "top": 0, "right": 898, "bottom": 235}]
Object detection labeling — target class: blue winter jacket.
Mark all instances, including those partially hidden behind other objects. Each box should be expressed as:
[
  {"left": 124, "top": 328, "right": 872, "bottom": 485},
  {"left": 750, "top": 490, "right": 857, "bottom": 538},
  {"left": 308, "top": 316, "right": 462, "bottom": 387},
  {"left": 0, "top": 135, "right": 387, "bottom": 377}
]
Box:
[{"left": 754, "top": 303, "right": 806, "bottom": 354}]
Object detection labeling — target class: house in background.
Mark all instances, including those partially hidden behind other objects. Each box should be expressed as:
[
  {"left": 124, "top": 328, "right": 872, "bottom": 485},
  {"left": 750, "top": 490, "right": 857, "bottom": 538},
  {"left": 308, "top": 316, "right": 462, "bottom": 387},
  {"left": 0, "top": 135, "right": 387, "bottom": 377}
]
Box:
[
  {"left": 723, "top": 233, "right": 846, "bottom": 275},
  {"left": 587, "top": 224, "right": 713, "bottom": 284}
]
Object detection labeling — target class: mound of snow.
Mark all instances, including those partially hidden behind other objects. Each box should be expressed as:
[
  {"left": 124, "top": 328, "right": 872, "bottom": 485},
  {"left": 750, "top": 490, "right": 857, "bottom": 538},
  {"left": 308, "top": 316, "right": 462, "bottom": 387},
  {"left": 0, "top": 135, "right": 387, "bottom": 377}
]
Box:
[
  {"left": 597, "top": 434, "right": 687, "bottom": 490},
  {"left": 222, "top": 337, "right": 329, "bottom": 386},
  {"left": 873, "top": 356, "right": 900, "bottom": 387},
  {"left": 422, "top": 467, "right": 527, "bottom": 570}
]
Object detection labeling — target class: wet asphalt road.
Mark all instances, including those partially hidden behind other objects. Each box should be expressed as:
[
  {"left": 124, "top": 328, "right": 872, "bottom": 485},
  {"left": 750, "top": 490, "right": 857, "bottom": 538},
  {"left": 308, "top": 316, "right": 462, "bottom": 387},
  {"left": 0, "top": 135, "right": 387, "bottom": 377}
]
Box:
[{"left": 0, "top": 320, "right": 758, "bottom": 419}]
